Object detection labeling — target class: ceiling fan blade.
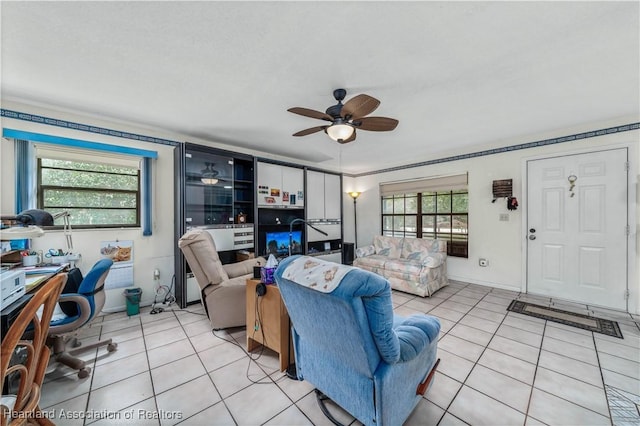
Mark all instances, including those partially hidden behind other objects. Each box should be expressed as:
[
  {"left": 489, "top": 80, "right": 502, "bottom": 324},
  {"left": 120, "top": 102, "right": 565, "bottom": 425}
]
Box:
[
  {"left": 288, "top": 107, "right": 333, "bottom": 121},
  {"left": 341, "top": 94, "right": 380, "bottom": 120},
  {"left": 292, "top": 126, "right": 328, "bottom": 137},
  {"left": 354, "top": 116, "right": 399, "bottom": 132},
  {"left": 338, "top": 131, "right": 357, "bottom": 144}
]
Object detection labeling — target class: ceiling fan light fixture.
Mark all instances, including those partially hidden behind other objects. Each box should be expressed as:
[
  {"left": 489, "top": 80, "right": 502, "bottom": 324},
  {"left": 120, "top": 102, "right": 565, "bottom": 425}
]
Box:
[
  {"left": 326, "top": 123, "right": 354, "bottom": 142},
  {"left": 201, "top": 162, "right": 219, "bottom": 185},
  {"left": 201, "top": 177, "right": 219, "bottom": 185}
]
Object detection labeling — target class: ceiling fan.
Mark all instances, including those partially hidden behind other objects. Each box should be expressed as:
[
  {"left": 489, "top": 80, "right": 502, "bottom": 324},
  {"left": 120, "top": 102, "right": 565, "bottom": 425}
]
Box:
[{"left": 287, "top": 89, "right": 399, "bottom": 144}]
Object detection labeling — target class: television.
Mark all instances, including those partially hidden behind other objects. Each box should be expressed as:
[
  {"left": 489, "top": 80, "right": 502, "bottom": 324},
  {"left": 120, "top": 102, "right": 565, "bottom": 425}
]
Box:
[{"left": 265, "top": 230, "right": 302, "bottom": 257}]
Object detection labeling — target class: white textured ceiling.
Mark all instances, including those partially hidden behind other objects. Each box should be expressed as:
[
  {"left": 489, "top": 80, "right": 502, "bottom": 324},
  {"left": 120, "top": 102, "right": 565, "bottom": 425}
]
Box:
[{"left": 2, "top": 1, "right": 638, "bottom": 175}]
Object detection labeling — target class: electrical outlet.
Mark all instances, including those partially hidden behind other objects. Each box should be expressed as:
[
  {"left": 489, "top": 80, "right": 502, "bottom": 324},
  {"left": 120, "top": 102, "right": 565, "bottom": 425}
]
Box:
[
  {"left": 499, "top": 213, "right": 509, "bottom": 221},
  {"left": 479, "top": 258, "right": 488, "bottom": 267},
  {"left": 153, "top": 269, "right": 160, "bottom": 280}
]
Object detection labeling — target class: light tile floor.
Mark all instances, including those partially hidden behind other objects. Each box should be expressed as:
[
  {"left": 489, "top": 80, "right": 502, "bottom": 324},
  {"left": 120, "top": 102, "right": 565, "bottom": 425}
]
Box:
[{"left": 41, "top": 281, "right": 640, "bottom": 425}]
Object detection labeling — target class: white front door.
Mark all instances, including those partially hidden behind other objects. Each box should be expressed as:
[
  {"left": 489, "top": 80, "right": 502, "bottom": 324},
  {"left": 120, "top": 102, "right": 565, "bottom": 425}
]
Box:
[{"left": 526, "top": 148, "right": 628, "bottom": 310}]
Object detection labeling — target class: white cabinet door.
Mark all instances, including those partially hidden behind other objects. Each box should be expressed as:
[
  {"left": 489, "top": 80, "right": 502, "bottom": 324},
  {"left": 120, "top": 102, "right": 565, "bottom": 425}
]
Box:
[
  {"left": 307, "top": 224, "right": 342, "bottom": 242},
  {"left": 257, "top": 162, "right": 304, "bottom": 207},
  {"left": 306, "top": 170, "right": 325, "bottom": 220},
  {"left": 256, "top": 162, "right": 283, "bottom": 206},
  {"left": 282, "top": 166, "right": 304, "bottom": 207},
  {"left": 324, "top": 173, "right": 341, "bottom": 220},
  {"left": 206, "top": 228, "right": 234, "bottom": 251},
  {"left": 307, "top": 171, "right": 341, "bottom": 220}
]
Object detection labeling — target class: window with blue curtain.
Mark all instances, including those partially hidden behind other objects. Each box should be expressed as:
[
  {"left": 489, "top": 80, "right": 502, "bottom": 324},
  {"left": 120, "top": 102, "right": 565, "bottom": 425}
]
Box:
[{"left": 5, "top": 129, "right": 157, "bottom": 236}]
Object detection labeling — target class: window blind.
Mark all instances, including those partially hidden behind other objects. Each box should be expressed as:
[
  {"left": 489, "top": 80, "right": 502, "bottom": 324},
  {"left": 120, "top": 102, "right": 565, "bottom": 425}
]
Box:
[
  {"left": 34, "top": 144, "right": 141, "bottom": 169},
  {"left": 380, "top": 173, "right": 468, "bottom": 196}
]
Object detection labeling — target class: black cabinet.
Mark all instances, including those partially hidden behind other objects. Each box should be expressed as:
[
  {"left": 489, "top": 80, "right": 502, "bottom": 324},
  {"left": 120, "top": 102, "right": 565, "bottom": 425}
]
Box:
[
  {"left": 184, "top": 145, "right": 255, "bottom": 227},
  {"left": 185, "top": 150, "right": 233, "bottom": 226},
  {"left": 233, "top": 159, "right": 254, "bottom": 224}
]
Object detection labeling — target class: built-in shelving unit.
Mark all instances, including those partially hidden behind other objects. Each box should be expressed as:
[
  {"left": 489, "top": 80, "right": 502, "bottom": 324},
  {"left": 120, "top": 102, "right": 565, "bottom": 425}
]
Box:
[
  {"left": 255, "top": 160, "right": 306, "bottom": 259},
  {"left": 233, "top": 159, "right": 254, "bottom": 224},
  {"left": 181, "top": 144, "right": 257, "bottom": 303},
  {"left": 176, "top": 151, "right": 345, "bottom": 308}
]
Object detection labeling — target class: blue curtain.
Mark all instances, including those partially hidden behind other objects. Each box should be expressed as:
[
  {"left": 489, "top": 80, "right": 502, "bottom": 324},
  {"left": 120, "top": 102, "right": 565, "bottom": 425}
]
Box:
[
  {"left": 142, "top": 157, "right": 152, "bottom": 236},
  {"left": 14, "top": 139, "right": 32, "bottom": 213},
  {"left": 7, "top": 129, "right": 157, "bottom": 236}
]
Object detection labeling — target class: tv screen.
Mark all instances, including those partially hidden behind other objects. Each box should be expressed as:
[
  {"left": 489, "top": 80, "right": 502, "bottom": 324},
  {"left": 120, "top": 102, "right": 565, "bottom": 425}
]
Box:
[{"left": 265, "top": 230, "right": 302, "bottom": 256}]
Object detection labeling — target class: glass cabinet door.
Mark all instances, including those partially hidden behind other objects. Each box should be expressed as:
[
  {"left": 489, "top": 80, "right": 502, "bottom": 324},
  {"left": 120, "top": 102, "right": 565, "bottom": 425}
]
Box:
[{"left": 185, "top": 151, "right": 234, "bottom": 226}]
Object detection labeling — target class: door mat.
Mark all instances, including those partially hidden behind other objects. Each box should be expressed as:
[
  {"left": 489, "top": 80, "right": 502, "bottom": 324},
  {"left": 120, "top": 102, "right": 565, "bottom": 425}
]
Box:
[{"left": 507, "top": 300, "right": 623, "bottom": 339}]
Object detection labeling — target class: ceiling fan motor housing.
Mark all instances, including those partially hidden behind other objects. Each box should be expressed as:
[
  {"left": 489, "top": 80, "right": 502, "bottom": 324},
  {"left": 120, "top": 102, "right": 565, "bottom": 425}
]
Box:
[
  {"left": 326, "top": 104, "right": 343, "bottom": 118},
  {"left": 326, "top": 88, "right": 347, "bottom": 118}
]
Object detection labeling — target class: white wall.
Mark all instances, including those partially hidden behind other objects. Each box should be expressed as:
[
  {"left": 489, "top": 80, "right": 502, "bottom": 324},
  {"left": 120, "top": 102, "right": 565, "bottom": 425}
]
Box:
[
  {"left": 342, "top": 175, "right": 357, "bottom": 245},
  {"left": 351, "top": 121, "right": 639, "bottom": 313},
  {"left": 1, "top": 101, "right": 179, "bottom": 312}
]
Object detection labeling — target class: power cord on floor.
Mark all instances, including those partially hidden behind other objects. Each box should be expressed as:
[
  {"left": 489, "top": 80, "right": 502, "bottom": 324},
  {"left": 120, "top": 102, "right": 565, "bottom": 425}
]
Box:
[
  {"left": 212, "top": 312, "right": 287, "bottom": 386},
  {"left": 150, "top": 274, "right": 176, "bottom": 314}
]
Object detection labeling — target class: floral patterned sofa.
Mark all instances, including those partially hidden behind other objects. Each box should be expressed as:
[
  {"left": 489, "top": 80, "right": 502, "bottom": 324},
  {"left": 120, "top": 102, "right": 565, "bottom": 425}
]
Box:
[{"left": 353, "top": 235, "right": 448, "bottom": 297}]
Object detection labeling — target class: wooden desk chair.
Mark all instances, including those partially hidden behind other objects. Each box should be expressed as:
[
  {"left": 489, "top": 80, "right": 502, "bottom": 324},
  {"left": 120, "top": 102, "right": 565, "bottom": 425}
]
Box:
[{"left": 1, "top": 273, "right": 66, "bottom": 426}]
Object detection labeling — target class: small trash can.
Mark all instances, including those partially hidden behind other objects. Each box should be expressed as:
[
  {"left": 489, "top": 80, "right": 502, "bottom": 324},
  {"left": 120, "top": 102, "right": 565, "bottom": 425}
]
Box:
[{"left": 123, "top": 287, "right": 142, "bottom": 316}]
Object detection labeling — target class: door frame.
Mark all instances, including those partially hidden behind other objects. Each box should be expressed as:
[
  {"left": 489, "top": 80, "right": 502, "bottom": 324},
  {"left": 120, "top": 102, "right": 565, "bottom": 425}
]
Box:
[{"left": 520, "top": 141, "right": 638, "bottom": 313}]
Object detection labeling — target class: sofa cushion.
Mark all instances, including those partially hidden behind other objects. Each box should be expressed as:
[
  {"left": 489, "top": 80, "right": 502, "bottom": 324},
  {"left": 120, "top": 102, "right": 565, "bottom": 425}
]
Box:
[
  {"left": 373, "top": 235, "right": 403, "bottom": 258},
  {"left": 401, "top": 238, "right": 442, "bottom": 262},
  {"left": 356, "top": 245, "right": 376, "bottom": 258},
  {"left": 354, "top": 254, "right": 388, "bottom": 270},
  {"left": 422, "top": 252, "right": 445, "bottom": 268},
  {"left": 383, "top": 258, "right": 423, "bottom": 275}
]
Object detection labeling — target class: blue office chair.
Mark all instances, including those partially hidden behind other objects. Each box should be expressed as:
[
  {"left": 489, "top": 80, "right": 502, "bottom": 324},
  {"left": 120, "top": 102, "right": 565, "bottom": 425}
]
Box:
[
  {"left": 275, "top": 255, "right": 441, "bottom": 426},
  {"left": 48, "top": 258, "right": 117, "bottom": 378}
]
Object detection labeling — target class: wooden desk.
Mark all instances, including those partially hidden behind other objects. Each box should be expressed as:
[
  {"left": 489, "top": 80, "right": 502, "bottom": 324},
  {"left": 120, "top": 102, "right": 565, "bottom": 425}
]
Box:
[
  {"left": 245, "top": 279, "right": 292, "bottom": 372},
  {"left": 1, "top": 264, "right": 68, "bottom": 340},
  {"left": 22, "top": 263, "right": 70, "bottom": 293}
]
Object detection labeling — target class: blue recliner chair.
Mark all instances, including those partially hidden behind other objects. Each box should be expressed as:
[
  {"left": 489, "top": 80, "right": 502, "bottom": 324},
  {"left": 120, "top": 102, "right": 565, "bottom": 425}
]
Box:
[
  {"left": 275, "top": 255, "right": 441, "bottom": 426},
  {"left": 48, "top": 258, "right": 117, "bottom": 378}
]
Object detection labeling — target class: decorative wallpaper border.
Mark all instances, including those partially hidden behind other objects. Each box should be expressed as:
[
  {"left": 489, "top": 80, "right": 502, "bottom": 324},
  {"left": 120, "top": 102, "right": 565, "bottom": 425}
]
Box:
[
  {"left": 1, "top": 109, "right": 180, "bottom": 147},
  {"left": 2, "top": 108, "right": 637, "bottom": 177},
  {"left": 347, "top": 122, "right": 640, "bottom": 178}
]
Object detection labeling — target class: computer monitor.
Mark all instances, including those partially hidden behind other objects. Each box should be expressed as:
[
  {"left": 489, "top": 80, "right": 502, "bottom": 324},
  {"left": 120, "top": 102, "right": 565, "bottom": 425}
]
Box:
[{"left": 265, "top": 230, "right": 302, "bottom": 257}]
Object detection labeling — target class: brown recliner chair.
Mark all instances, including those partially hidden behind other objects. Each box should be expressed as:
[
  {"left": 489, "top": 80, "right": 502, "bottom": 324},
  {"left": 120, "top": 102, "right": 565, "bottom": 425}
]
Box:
[{"left": 178, "top": 228, "right": 266, "bottom": 330}]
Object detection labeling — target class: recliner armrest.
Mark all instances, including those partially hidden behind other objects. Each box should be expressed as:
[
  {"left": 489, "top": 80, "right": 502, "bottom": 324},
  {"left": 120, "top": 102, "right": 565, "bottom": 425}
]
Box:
[
  {"left": 393, "top": 315, "right": 440, "bottom": 362},
  {"left": 223, "top": 256, "right": 266, "bottom": 278}
]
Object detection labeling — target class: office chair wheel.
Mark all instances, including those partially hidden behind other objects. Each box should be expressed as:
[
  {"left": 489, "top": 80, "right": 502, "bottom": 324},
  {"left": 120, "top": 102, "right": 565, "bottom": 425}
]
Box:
[
  {"left": 78, "top": 367, "right": 91, "bottom": 379},
  {"left": 107, "top": 342, "right": 118, "bottom": 352}
]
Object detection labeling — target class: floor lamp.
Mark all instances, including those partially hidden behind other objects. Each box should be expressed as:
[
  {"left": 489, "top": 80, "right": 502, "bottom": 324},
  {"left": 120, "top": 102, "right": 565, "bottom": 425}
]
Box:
[{"left": 348, "top": 192, "right": 361, "bottom": 247}]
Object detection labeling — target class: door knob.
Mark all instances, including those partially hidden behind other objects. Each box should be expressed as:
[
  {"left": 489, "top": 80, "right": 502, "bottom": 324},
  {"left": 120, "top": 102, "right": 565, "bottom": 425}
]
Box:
[{"left": 528, "top": 235, "right": 536, "bottom": 240}]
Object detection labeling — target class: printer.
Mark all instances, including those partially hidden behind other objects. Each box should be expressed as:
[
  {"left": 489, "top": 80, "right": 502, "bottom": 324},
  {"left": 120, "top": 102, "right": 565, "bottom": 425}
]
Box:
[{"left": 1, "top": 269, "right": 26, "bottom": 310}]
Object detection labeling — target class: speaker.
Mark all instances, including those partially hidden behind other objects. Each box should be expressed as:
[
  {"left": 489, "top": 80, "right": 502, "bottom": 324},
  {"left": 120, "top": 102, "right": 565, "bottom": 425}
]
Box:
[
  {"left": 256, "top": 282, "right": 267, "bottom": 296},
  {"left": 342, "top": 242, "right": 355, "bottom": 265}
]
